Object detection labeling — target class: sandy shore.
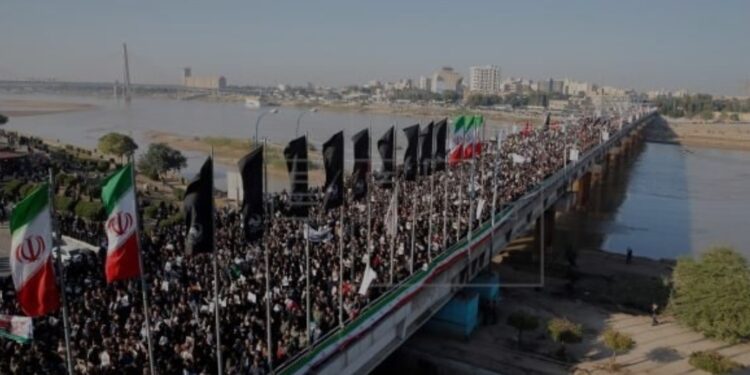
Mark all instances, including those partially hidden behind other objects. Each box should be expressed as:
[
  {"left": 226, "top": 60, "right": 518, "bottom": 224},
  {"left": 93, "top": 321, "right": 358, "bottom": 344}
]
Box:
[
  {"left": 0, "top": 99, "right": 96, "bottom": 117},
  {"left": 646, "top": 116, "right": 750, "bottom": 151}
]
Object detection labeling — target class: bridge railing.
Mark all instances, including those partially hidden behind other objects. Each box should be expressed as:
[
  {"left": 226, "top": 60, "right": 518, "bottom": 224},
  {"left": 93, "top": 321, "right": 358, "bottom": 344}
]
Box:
[{"left": 277, "top": 112, "right": 654, "bottom": 374}]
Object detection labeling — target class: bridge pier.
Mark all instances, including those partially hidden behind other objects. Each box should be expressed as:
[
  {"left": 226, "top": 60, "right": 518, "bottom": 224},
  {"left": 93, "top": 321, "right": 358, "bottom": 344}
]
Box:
[{"left": 571, "top": 172, "right": 592, "bottom": 209}]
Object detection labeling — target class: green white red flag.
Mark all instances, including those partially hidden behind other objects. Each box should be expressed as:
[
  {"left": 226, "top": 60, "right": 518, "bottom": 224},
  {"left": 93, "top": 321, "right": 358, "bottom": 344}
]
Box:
[
  {"left": 0, "top": 314, "right": 33, "bottom": 344},
  {"left": 9, "top": 183, "right": 60, "bottom": 317},
  {"left": 101, "top": 164, "right": 141, "bottom": 283},
  {"left": 448, "top": 115, "right": 466, "bottom": 165}
]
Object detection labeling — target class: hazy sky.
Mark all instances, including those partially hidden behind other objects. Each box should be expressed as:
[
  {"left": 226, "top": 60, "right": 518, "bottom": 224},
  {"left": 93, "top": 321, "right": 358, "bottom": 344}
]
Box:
[{"left": 1, "top": 0, "right": 748, "bottom": 95}]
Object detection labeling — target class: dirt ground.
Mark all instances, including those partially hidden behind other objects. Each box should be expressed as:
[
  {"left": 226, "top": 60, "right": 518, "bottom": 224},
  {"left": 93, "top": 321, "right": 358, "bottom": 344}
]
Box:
[
  {"left": 398, "top": 247, "right": 750, "bottom": 374},
  {"left": 0, "top": 99, "right": 95, "bottom": 117},
  {"left": 645, "top": 116, "right": 750, "bottom": 151}
]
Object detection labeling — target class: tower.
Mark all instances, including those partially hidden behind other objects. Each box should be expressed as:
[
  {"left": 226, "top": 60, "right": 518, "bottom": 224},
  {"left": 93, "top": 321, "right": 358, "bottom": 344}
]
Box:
[
  {"left": 122, "top": 43, "right": 132, "bottom": 102},
  {"left": 183, "top": 67, "right": 192, "bottom": 86}
]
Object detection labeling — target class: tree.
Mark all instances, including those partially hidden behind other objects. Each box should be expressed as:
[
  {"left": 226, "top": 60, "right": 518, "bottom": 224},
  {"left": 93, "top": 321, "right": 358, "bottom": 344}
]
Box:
[
  {"left": 670, "top": 247, "right": 750, "bottom": 343},
  {"left": 730, "top": 113, "right": 740, "bottom": 121},
  {"left": 602, "top": 329, "right": 634, "bottom": 367},
  {"left": 98, "top": 133, "right": 138, "bottom": 161},
  {"left": 137, "top": 143, "right": 187, "bottom": 180},
  {"left": 689, "top": 351, "right": 743, "bottom": 374},
  {"left": 507, "top": 311, "right": 539, "bottom": 348},
  {"left": 0, "top": 113, "right": 7, "bottom": 125}
]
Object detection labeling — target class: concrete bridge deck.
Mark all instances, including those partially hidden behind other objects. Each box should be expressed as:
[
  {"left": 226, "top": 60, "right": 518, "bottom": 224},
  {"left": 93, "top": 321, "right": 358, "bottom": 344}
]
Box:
[{"left": 278, "top": 111, "right": 656, "bottom": 375}]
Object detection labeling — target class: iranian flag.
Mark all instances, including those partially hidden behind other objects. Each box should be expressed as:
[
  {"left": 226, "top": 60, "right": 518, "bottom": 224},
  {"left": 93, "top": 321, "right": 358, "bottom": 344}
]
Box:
[
  {"left": 10, "top": 183, "right": 60, "bottom": 317},
  {"left": 0, "top": 315, "right": 33, "bottom": 344},
  {"left": 102, "top": 164, "right": 141, "bottom": 283},
  {"left": 463, "top": 116, "right": 476, "bottom": 159},
  {"left": 448, "top": 115, "right": 466, "bottom": 165}
]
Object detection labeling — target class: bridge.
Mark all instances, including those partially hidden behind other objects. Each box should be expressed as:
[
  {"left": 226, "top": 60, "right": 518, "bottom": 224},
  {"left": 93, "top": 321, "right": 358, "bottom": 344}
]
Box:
[{"left": 279, "top": 111, "right": 656, "bottom": 375}]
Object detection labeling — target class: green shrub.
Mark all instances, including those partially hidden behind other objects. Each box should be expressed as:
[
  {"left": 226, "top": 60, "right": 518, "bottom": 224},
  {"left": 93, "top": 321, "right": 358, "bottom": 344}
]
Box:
[
  {"left": 548, "top": 318, "right": 582, "bottom": 344},
  {"left": 54, "top": 196, "right": 76, "bottom": 212},
  {"left": 602, "top": 329, "right": 634, "bottom": 364},
  {"left": 507, "top": 311, "right": 539, "bottom": 347},
  {"left": 670, "top": 247, "right": 750, "bottom": 343},
  {"left": 689, "top": 351, "right": 742, "bottom": 375},
  {"left": 74, "top": 200, "right": 104, "bottom": 220}
]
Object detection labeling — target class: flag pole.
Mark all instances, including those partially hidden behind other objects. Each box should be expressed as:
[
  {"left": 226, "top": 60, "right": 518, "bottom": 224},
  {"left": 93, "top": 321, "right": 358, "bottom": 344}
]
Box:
[
  {"left": 366, "top": 125, "right": 372, "bottom": 277},
  {"left": 262, "top": 138, "right": 274, "bottom": 371},
  {"left": 467, "top": 127, "right": 476, "bottom": 264},
  {"left": 48, "top": 168, "right": 74, "bottom": 375},
  {"left": 305, "top": 132, "right": 311, "bottom": 346},
  {"left": 128, "top": 157, "right": 157, "bottom": 375},
  {"left": 490, "top": 131, "right": 500, "bottom": 254},
  {"left": 210, "top": 146, "right": 223, "bottom": 375},
  {"left": 389, "top": 126, "right": 398, "bottom": 285},
  {"left": 409, "top": 187, "right": 416, "bottom": 275},
  {"left": 427, "top": 124, "right": 435, "bottom": 263}
]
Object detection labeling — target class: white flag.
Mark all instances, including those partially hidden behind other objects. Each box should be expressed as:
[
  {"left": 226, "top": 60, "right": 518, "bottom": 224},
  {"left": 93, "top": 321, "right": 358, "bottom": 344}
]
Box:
[
  {"left": 510, "top": 153, "right": 527, "bottom": 164},
  {"left": 569, "top": 148, "right": 580, "bottom": 162},
  {"left": 476, "top": 198, "right": 486, "bottom": 220},
  {"left": 358, "top": 266, "right": 378, "bottom": 296},
  {"left": 385, "top": 191, "right": 397, "bottom": 237}
]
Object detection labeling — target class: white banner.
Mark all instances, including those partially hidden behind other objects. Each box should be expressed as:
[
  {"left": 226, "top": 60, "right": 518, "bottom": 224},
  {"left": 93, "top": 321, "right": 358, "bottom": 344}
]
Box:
[
  {"left": 0, "top": 315, "right": 33, "bottom": 343},
  {"left": 358, "top": 266, "right": 377, "bottom": 296}
]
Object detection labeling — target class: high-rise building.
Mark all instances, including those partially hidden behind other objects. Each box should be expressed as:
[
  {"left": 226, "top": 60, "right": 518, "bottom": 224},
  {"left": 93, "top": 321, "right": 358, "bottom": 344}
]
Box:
[
  {"left": 469, "top": 65, "right": 502, "bottom": 94},
  {"left": 432, "top": 67, "right": 463, "bottom": 94},
  {"left": 418, "top": 76, "right": 431, "bottom": 91}
]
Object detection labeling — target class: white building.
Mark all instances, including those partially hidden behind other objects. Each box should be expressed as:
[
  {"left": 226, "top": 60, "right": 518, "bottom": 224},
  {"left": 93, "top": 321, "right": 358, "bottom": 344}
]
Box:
[
  {"left": 563, "top": 79, "right": 595, "bottom": 96},
  {"left": 418, "top": 76, "right": 431, "bottom": 91},
  {"left": 182, "top": 67, "right": 226, "bottom": 90},
  {"left": 469, "top": 65, "right": 502, "bottom": 94}
]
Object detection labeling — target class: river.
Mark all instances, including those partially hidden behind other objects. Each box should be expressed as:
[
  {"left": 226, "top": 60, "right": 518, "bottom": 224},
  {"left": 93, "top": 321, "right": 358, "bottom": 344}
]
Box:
[
  {"left": 2, "top": 94, "right": 749, "bottom": 259},
  {"left": 558, "top": 140, "right": 750, "bottom": 259}
]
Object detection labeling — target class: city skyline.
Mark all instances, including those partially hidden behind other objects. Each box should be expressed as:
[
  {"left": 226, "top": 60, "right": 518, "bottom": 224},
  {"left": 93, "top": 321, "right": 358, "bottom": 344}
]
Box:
[{"left": 0, "top": 0, "right": 748, "bottom": 96}]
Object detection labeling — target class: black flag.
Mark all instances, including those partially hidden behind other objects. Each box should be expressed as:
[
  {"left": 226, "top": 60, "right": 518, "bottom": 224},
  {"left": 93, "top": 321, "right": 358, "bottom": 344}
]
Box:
[
  {"left": 184, "top": 156, "right": 214, "bottom": 255},
  {"left": 377, "top": 126, "right": 395, "bottom": 188},
  {"left": 403, "top": 124, "right": 420, "bottom": 181},
  {"left": 419, "top": 121, "right": 434, "bottom": 176},
  {"left": 434, "top": 118, "right": 447, "bottom": 171},
  {"left": 351, "top": 129, "right": 369, "bottom": 200},
  {"left": 322, "top": 131, "right": 344, "bottom": 211},
  {"left": 543, "top": 112, "right": 551, "bottom": 130},
  {"left": 238, "top": 147, "right": 264, "bottom": 242},
  {"left": 284, "top": 136, "right": 309, "bottom": 217}
]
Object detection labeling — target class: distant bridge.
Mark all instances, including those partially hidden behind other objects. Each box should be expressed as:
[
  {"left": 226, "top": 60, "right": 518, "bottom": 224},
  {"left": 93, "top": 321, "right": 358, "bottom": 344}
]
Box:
[{"left": 278, "top": 112, "right": 656, "bottom": 375}]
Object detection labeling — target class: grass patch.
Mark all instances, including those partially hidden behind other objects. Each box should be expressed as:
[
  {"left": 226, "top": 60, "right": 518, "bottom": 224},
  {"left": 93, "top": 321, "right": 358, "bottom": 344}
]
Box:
[{"left": 689, "top": 351, "right": 742, "bottom": 375}]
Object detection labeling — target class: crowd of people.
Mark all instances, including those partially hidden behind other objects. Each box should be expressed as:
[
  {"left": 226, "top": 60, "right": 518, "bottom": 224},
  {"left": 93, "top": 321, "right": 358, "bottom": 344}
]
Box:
[{"left": 0, "top": 116, "right": 624, "bottom": 374}]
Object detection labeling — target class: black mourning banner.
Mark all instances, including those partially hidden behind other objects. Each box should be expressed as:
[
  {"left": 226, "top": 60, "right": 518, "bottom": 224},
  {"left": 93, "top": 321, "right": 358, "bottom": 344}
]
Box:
[
  {"left": 403, "top": 124, "right": 420, "bottom": 181},
  {"left": 434, "top": 118, "right": 447, "bottom": 172},
  {"left": 322, "top": 131, "right": 344, "bottom": 211},
  {"left": 238, "top": 146, "right": 264, "bottom": 242},
  {"left": 377, "top": 126, "right": 395, "bottom": 188},
  {"left": 284, "top": 136, "right": 309, "bottom": 217},
  {"left": 419, "top": 121, "right": 434, "bottom": 176},
  {"left": 184, "top": 156, "right": 214, "bottom": 255},
  {"left": 351, "top": 128, "right": 369, "bottom": 200}
]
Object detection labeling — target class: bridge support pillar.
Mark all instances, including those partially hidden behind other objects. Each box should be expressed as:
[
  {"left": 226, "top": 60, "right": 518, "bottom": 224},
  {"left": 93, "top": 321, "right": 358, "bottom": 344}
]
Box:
[
  {"left": 572, "top": 172, "right": 591, "bottom": 208},
  {"left": 544, "top": 208, "right": 555, "bottom": 248},
  {"left": 608, "top": 147, "right": 621, "bottom": 170},
  {"left": 591, "top": 163, "right": 605, "bottom": 185}
]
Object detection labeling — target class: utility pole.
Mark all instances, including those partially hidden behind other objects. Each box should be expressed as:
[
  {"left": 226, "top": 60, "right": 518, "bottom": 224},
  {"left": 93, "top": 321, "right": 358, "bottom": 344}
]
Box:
[{"left": 123, "top": 43, "right": 132, "bottom": 103}]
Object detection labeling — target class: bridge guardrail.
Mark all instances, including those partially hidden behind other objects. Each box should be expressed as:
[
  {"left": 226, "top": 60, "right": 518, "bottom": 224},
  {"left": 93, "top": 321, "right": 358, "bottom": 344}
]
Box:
[{"left": 278, "top": 112, "right": 654, "bottom": 374}]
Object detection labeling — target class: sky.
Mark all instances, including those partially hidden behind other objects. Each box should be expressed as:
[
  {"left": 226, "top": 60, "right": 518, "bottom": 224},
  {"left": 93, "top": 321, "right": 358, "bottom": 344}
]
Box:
[{"left": 0, "top": 0, "right": 748, "bottom": 96}]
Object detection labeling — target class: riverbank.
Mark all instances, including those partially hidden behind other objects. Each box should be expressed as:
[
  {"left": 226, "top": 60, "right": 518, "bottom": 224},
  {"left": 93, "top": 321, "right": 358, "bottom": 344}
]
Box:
[
  {"left": 0, "top": 98, "right": 95, "bottom": 117},
  {"left": 144, "top": 130, "right": 325, "bottom": 184},
  {"left": 645, "top": 115, "right": 750, "bottom": 151},
  {"left": 387, "top": 247, "right": 750, "bottom": 374}
]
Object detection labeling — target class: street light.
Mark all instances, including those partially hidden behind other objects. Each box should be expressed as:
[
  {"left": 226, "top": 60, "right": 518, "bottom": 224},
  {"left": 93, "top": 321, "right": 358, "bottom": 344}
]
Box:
[
  {"left": 295, "top": 107, "right": 318, "bottom": 137},
  {"left": 254, "top": 108, "right": 279, "bottom": 148}
]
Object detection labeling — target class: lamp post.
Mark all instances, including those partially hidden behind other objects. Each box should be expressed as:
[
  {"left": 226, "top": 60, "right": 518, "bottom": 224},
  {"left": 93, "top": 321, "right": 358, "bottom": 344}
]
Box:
[
  {"left": 254, "top": 108, "right": 278, "bottom": 148},
  {"left": 295, "top": 107, "right": 318, "bottom": 137}
]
